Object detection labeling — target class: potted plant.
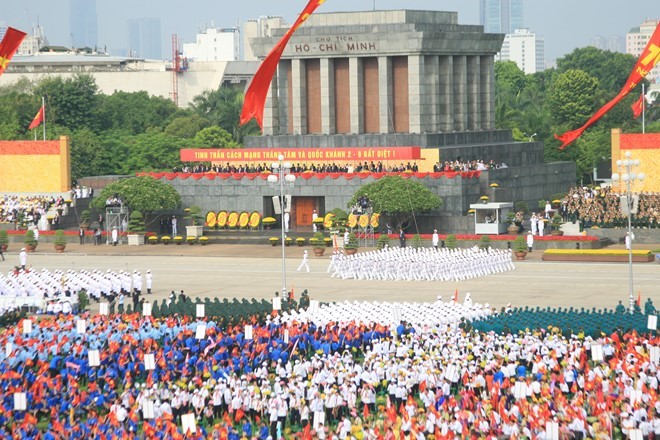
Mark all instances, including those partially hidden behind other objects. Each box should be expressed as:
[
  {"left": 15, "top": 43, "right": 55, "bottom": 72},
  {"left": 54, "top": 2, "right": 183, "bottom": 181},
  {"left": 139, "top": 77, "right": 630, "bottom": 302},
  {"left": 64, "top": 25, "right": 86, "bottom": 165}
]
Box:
[
  {"left": 80, "top": 209, "right": 91, "bottom": 229},
  {"left": 324, "top": 237, "right": 333, "bottom": 248},
  {"left": 506, "top": 211, "right": 520, "bottom": 234},
  {"left": 311, "top": 232, "right": 325, "bottom": 256},
  {"left": 199, "top": 236, "right": 209, "bottom": 246},
  {"left": 186, "top": 236, "right": 196, "bottom": 245},
  {"left": 377, "top": 234, "right": 390, "bottom": 249},
  {"left": 127, "top": 211, "right": 146, "bottom": 246},
  {"left": 513, "top": 235, "right": 528, "bottom": 260},
  {"left": 550, "top": 212, "right": 564, "bottom": 236},
  {"left": 312, "top": 216, "right": 325, "bottom": 230},
  {"left": 0, "top": 230, "right": 8, "bottom": 252},
  {"left": 262, "top": 217, "right": 277, "bottom": 230},
  {"left": 161, "top": 236, "right": 171, "bottom": 245},
  {"left": 24, "top": 230, "right": 38, "bottom": 251},
  {"left": 479, "top": 195, "right": 490, "bottom": 204},
  {"left": 148, "top": 236, "right": 158, "bottom": 245},
  {"left": 410, "top": 234, "right": 423, "bottom": 249},
  {"left": 53, "top": 229, "right": 67, "bottom": 253},
  {"left": 479, "top": 235, "right": 492, "bottom": 250},
  {"left": 345, "top": 232, "right": 359, "bottom": 255},
  {"left": 445, "top": 234, "right": 458, "bottom": 250},
  {"left": 173, "top": 235, "right": 183, "bottom": 245},
  {"left": 295, "top": 237, "right": 306, "bottom": 247},
  {"left": 284, "top": 237, "right": 293, "bottom": 247},
  {"left": 269, "top": 237, "right": 280, "bottom": 246},
  {"left": 185, "top": 206, "right": 205, "bottom": 238}
]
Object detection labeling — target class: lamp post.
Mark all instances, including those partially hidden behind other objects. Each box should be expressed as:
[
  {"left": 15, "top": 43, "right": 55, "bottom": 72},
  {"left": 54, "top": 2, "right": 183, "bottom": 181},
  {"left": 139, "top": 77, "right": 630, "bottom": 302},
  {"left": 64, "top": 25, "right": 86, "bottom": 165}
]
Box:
[
  {"left": 267, "top": 155, "right": 296, "bottom": 298},
  {"left": 611, "top": 151, "right": 645, "bottom": 314}
]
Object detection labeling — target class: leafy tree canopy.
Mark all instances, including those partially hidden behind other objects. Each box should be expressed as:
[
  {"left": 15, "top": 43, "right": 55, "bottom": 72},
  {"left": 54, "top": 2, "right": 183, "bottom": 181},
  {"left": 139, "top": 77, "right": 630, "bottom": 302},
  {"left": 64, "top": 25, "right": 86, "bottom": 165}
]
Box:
[
  {"left": 347, "top": 176, "right": 442, "bottom": 229},
  {"left": 191, "top": 126, "right": 237, "bottom": 148},
  {"left": 164, "top": 114, "right": 210, "bottom": 139},
  {"left": 547, "top": 69, "right": 599, "bottom": 128}
]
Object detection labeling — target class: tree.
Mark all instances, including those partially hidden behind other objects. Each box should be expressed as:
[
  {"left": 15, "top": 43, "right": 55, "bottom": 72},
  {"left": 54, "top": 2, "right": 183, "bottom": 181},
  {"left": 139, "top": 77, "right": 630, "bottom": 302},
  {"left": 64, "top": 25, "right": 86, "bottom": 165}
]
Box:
[
  {"left": 557, "top": 47, "right": 637, "bottom": 92},
  {"left": 91, "top": 176, "right": 181, "bottom": 228},
  {"left": 70, "top": 127, "right": 110, "bottom": 179},
  {"left": 34, "top": 74, "right": 100, "bottom": 131},
  {"left": 347, "top": 176, "right": 442, "bottom": 229},
  {"left": 96, "top": 91, "right": 178, "bottom": 135},
  {"left": 192, "top": 126, "right": 237, "bottom": 148},
  {"left": 123, "top": 131, "right": 187, "bottom": 173},
  {"left": 547, "top": 69, "right": 599, "bottom": 128},
  {"left": 164, "top": 114, "right": 210, "bottom": 139},
  {"left": 192, "top": 87, "right": 260, "bottom": 143}
]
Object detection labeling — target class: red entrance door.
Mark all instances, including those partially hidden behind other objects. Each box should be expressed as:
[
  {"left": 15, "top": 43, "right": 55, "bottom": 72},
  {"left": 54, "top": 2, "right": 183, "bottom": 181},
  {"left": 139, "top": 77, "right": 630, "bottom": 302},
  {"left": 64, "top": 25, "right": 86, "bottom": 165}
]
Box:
[{"left": 295, "top": 197, "right": 315, "bottom": 226}]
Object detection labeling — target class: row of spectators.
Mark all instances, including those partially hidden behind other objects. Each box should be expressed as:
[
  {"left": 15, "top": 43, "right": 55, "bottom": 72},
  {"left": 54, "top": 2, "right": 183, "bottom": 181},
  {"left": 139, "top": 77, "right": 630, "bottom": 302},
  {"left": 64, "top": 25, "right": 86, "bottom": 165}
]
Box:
[
  {"left": 562, "top": 186, "right": 660, "bottom": 229},
  {"left": 433, "top": 159, "right": 506, "bottom": 172},
  {"left": 0, "top": 290, "right": 657, "bottom": 438},
  {"left": 0, "top": 195, "right": 63, "bottom": 226}
]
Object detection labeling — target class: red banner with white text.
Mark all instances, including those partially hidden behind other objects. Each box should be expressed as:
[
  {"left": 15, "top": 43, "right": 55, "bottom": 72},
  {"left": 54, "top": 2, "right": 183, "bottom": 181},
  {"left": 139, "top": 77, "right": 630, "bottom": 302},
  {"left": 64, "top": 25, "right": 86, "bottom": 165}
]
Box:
[{"left": 180, "top": 147, "right": 422, "bottom": 163}]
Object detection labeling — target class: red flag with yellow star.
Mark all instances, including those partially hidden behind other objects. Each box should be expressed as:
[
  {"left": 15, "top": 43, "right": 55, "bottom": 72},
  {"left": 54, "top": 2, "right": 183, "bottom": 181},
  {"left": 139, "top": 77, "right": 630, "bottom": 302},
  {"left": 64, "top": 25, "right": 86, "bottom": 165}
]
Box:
[
  {"left": 240, "top": 0, "right": 326, "bottom": 128},
  {"left": 28, "top": 105, "right": 44, "bottom": 130},
  {"left": 0, "top": 27, "right": 27, "bottom": 77}
]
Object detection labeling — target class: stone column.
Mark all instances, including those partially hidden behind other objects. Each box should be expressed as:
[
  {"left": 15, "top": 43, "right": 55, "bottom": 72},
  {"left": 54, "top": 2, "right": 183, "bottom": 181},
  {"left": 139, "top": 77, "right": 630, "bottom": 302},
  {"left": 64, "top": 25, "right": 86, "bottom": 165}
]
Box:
[
  {"left": 262, "top": 70, "right": 279, "bottom": 136},
  {"left": 349, "top": 57, "right": 364, "bottom": 134},
  {"left": 291, "top": 59, "right": 307, "bottom": 135},
  {"left": 320, "top": 58, "right": 335, "bottom": 135},
  {"left": 480, "top": 55, "right": 495, "bottom": 130},
  {"left": 378, "top": 56, "right": 393, "bottom": 134},
  {"left": 438, "top": 55, "right": 454, "bottom": 132},
  {"left": 408, "top": 54, "right": 424, "bottom": 134},
  {"left": 424, "top": 55, "right": 440, "bottom": 133},
  {"left": 452, "top": 55, "right": 467, "bottom": 132},
  {"left": 467, "top": 55, "right": 481, "bottom": 131},
  {"left": 277, "top": 61, "right": 290, "bottom": 135}
]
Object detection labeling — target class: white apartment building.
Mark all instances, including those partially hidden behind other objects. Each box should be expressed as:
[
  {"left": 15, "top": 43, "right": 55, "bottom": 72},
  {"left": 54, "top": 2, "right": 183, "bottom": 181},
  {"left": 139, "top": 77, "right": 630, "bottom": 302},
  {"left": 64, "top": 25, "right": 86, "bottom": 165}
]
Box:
[
  {"left": 497, "top": 28, "right": 544, "bottom": 74},
  {"left": 243, "top": 16, "right": 287, "bottom": 61},
  {"left": 626, "top": 19, "right": 660, "bottom": 84},
  {"left": 183, "top": 27, "right": 239, "bottom": 62}
]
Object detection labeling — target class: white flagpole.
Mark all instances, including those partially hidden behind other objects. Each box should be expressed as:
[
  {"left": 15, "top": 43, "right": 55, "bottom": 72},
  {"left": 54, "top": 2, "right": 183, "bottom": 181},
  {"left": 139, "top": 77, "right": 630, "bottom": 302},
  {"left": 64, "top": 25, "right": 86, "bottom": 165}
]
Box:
[
  {"left": 41, "top": 96, "right": 46, "bottom": 141},
  {"left": 642, "top": 83, "right": 645, "bottom": 134}
]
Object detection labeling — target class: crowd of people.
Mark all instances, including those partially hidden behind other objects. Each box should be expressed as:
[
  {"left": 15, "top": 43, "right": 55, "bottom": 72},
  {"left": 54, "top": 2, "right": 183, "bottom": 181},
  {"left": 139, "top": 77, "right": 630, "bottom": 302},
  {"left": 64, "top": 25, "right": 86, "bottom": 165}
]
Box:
[
  {"left": 0, "top": 293, "right": 657, "bottom": 439},
  {"left": 171, "top": 158, "right": 505, "bottom": 176},
  {"left": 328, "top": 247, "right": 515, "bottom": 282},
  {"left": 0, "top": 195, "right": 63, "bottom": 227},
  {"left": 562, "top": 186, "right": 660, "bottom": 229}
]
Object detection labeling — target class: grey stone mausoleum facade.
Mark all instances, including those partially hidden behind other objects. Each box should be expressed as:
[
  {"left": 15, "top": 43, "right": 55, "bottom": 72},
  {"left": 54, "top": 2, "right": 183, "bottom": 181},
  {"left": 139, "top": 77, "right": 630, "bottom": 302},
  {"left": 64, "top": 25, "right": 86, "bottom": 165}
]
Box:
[{"left": 160, "top": 10, "right": 576, "bottom": 233}]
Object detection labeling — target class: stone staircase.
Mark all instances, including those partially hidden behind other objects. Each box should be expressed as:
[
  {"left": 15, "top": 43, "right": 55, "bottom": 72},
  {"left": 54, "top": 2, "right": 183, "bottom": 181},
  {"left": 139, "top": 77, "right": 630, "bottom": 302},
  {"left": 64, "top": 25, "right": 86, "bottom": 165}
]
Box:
[{"left": 560, "top": 221, "right": 581, "bottom": 236}]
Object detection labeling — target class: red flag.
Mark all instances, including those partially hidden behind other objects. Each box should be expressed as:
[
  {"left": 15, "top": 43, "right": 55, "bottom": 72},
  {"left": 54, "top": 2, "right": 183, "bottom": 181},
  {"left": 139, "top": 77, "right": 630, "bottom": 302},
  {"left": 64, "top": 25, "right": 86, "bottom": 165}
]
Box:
[
  {"left": 363, "top": 403, "right": 370, "bottom": 419},
  {"left": 28, "top": 105, "right": 44, "bottom": 130},
  {"left": 637, "top": 291, "right": 641, "bottom": 307},
  {"left": 240, "top": 0, "right": 327, "bottom": 128},
  {"left": 555, "top": 21, "right": 660, "bottom": 149},
  {"left": 631, "top": 92, "right": 644, "bottom": 119},
  {"left": 234, "top": 408, "right": 245, "bottom": 422},
  {"left": 0, "top": 27, "right": 27, "bottom": 77}
]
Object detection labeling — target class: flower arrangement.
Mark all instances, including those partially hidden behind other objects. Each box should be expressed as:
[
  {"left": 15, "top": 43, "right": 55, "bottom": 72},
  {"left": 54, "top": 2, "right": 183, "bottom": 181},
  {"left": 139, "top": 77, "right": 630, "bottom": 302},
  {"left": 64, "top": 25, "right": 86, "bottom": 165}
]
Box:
[
  {"left": 173, "top": 236, "right": 183, "bottom": 245},
  {"left": 161, "top": 236, "right": 171, "bottom": 245},
  {"left": 186, "top": 236, "right": 196, "bottom": 245},
  {"left": 249, "top": 212, "right": 261, "bottom": 229},
  {"left": 490, "top": 183, "right": 499, "bottom": 187},
  {"left": 284, "top": 237, "right": 293, "bottom": 246},
  {"left": 467, "top": 209, "right": 476, "bottom": 214},
  {"left": 370, "top": 213, "right": 380, "bottom": 228},
  {"left": 238, "top": 212, "right": 250, "bottom": 229},
  {"left": 269, "top": 237, "right": 279, "bottom": 246},
  {"left": 148, "top": 236, "right": 158, "bottom": 244},
  {"left": 323, "top": 237, "right": 333, "bottom": 247},
  {"left": 227, "top": 212, "right": 239, "bottom": 229},
  {"left": 206, "top": 212, "right": 217, "bottom": 229},
  {"left": 199, "top": 236, "right": 209, "bottom": 245},
  {"left": 295, "top": 237, "right": 306, "bottom": 246},
  {"left": 262, "top": 217, "right": 276, "bottom": 230},
  {"left": 216, "top": 211, "right": 228, "bottom": 229},
  {"left": 479, "top": 196, "right": 490, "bottom": 201}
]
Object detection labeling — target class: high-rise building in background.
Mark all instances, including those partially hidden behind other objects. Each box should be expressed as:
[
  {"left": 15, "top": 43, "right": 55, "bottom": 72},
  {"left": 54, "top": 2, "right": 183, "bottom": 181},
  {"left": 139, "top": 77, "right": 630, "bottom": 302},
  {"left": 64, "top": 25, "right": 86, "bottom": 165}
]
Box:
[
  {"left": 243, "top": 16, "right": 287, "bottom": 61},
  {"left": 183, "top": 27, "right": 239, "bottom": 61},
  {"left": 497, "top": 28, "right": 544, "bottom": 74},
  {"left": 480, "top": 0, "right": 523, "bottom": 34},
  {"left": 590, "top": 35, "right": 625, "bottom": 53},
  {"left": 70, "top": 0, "right": 97, "bottom": 49},
  {"left": 627, "top": 18, "right": 660, "bottom": 84},
  {"left": 128, "top": 18, "right": 162, "bottom": 59}
]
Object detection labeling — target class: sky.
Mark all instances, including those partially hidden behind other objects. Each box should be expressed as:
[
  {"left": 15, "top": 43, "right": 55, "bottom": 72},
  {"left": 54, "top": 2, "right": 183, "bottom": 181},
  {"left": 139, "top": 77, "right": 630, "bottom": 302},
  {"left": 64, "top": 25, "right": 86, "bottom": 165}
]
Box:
[{"left": 2, "top": 0, "right": 659, "bottom": 61}]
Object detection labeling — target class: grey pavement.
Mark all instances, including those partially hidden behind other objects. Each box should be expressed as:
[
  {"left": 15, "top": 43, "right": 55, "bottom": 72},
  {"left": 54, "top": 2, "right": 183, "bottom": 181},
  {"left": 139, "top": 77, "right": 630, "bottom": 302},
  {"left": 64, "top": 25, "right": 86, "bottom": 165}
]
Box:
[{"left": 2, "top": 242, "right": 658, "bottom": 311}]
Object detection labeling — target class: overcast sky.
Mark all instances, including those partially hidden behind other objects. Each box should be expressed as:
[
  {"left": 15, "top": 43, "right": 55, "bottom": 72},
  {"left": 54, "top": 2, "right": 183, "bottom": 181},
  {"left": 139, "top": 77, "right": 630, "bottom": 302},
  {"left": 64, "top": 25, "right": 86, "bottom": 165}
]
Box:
[{"left": 3, "top": 0, "right": 658, "bottom": 61}]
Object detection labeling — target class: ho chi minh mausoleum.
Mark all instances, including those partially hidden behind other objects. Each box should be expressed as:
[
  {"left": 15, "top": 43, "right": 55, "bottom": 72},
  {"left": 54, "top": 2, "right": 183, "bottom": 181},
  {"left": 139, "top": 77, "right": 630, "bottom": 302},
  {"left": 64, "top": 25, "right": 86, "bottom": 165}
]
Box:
[{"left": 153, "top": 10, "right": 576, "bottom": 233}]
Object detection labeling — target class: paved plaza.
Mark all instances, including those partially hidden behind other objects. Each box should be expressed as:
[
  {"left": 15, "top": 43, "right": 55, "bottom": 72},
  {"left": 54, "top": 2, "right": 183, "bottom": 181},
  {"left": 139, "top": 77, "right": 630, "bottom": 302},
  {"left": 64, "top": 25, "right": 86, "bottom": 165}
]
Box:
[{"left": 3, "top": 241, "right": 658, "bottom": 311}]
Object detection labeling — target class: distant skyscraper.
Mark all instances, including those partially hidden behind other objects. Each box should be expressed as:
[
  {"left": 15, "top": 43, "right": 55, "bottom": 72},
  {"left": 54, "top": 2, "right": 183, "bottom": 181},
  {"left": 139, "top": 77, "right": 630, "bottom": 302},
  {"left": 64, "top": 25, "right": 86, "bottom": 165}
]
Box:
[
  {"left": 590, "top": 35, "right": 625, "bottom": 53},
  {"left": 627, "top": 19, "right": 660, "bottom": 84},
  {"left": 497, "top": 28, "right": 545, "bottom": 74},
  {"left": 70, "top": 0, "right": 98, "bottom": 49},
  {"left": 480, "top": 0, "right": 523, "bottom": 34},
  {"left": 128, "top": 18, "right": 162, "bottom": 59}
]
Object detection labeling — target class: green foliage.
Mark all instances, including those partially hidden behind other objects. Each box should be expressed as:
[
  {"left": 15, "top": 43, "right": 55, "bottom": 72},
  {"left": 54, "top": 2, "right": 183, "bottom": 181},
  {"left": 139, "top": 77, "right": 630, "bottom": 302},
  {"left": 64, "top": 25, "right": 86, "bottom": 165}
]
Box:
[
  {"left": 551, "top": 212, "right": 564, "bottom": 230},
  {"left": 78, "top": 290, "right": 90, "bottom": 311},
  {"left": 548, "top": 69, "right": 599, "bottom": 128},
  {"left": 348, "top": 176, "right": 442, "bottom": 229},
  {"left": 164, "top": 114, "right": 210, "bottom": 139},
  {"left": 515, "top": 201, "right": 529, "bottom": 214},
  {"left": 91, "top": 176, "right": 181, "bottom": 227},
  {"left": 513, "top": 235, "right": 528, "bottom": 253},
  {"left": 80, "top": 210, "right": 91, "bottom": 224},
  {"left": 123, "top": 131, "right": 187, "bottom": 172},
  {"left": 377, "top": 234, "right": 390, "bottom": 249},
  {"left": 0, "top": 230, "right": 8, "bottom": 246},
  {"left": 128, "top": 211, "right": 146, "bottom": 234},
  {"left": 24, "top": 230, "right": 37, "bottom": 246},
  {"left": 191, "top": 87, "right": 260, "bottom": 143},
  {"left": 96, "top": 91, "right": 178, "bottom": 135},
  {"left": 410, "top": 234, "right": 423, "bottom": 249},
  {"left": 53, "top": 229, "right": 67, "bottom": 246},
  {"left": 345, "top": 233, "right": 359, "bottom": 250},
  {"left": 192, "top": 126, "right": 237, "bottom": 148},
  {"left": 479, "top": 235, "right": 492, "bottom": 250},
  {"left": 35, "top": 74, "right": 100, "bottom": 131},
  {"left": 185, "top": 206, "right": 204, "bottom": 226},
  {"left": 445, "top": 234, "right": 457, "bottom": 250},
  {"left": 557, "top": 47, "right": 637, "bottom": 92},
  {"left": 311, "top": 232, "right": 325, "bottom": 249}
]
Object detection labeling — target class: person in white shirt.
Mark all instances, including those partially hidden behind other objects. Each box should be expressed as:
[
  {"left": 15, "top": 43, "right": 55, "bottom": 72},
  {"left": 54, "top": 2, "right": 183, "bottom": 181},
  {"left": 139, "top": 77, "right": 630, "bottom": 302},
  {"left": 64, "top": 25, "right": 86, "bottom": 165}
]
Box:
[
  {"left": 527, "top": 231, "right": 534, "bottom": 252},
  {"left": 312, "top": 210, "right": 319, "bottom": 232},
  {"left": 146, "top": 270, "right": 153, "bottom": 294},
  {"left": 432, "top": 230, "right": 439, "bottom": 250},
  {"left": 297, "top": 250, "right": 310, "bottom": 273}
]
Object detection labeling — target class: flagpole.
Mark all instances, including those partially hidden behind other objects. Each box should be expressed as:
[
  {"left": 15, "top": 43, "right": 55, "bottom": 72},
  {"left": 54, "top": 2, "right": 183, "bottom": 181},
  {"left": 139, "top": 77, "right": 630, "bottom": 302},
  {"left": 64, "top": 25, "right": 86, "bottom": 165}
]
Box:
[
  {"left": 41, "top": 96, "right": 46, "bottom": 141},
  {"left": 642, "top": 83, "right": 645, "bottom": 134}
]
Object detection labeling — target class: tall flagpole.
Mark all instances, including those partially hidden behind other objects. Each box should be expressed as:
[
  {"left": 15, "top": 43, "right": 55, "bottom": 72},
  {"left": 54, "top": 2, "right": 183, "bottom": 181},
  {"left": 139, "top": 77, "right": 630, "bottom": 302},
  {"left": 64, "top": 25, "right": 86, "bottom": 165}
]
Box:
[
  {"left": 41, "top": 96, "right": 46, "bottom": 141},
  {"left": 642, "top": 83, "right": 645, "bottom": 134}
]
